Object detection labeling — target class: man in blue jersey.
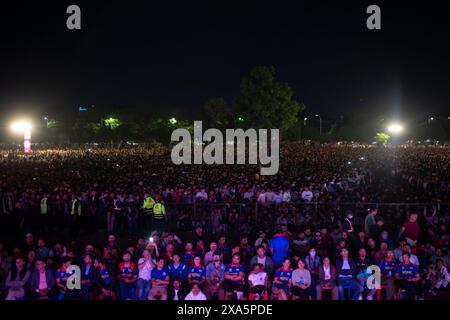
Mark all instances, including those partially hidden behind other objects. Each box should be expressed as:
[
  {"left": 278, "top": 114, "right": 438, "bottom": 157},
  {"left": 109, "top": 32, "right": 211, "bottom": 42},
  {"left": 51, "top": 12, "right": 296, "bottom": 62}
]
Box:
[
  {"left": 93, "top": 258, "right": 116, "bottom": 300},
  {"left": 272, "top": 257, "right": 292, "bottom": 300},
  {"left": 378, "top": 249, "right": 396, "bottom": 300},
  {"left": 395, "top": 253, "right": 421, "bottom": 300},
  {"left": 149, "top": 258, "right": 170, "bottom": 300},
  {"left": 269, "top": 227, "right": 290, "bottom": 267},
  {"left": 168, "top": 253, "right": 188, "bottom": 284},
  {"left": 188, "top": 256, "right": 206, "bottom": 287},
  {"left": 223, "top": 253, "right": 245, "bottom": 300},
  {"left": 56, "top": 257, "right": 79, "bottom": 300}
]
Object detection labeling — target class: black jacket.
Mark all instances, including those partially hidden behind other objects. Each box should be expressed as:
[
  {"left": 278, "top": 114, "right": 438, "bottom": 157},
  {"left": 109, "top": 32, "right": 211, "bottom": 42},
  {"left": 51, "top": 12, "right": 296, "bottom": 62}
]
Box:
[{"left": 167, "top": 286, "right": 189, "bottom": 300}]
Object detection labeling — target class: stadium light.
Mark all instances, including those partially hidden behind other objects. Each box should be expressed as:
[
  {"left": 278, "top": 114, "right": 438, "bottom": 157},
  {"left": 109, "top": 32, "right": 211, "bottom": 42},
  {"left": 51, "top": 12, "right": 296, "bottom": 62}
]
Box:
[
  {"left": 387, "top": 123, "right": 404, "bottom": 134},
  {"left": 10, "top": 120, "right": 32, "bottom": 153}
]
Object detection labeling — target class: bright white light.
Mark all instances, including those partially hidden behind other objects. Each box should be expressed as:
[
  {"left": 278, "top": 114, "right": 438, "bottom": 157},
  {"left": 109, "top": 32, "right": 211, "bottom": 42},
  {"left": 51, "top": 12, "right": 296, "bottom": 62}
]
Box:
[
  {"left": 10, "top": 121, "right": 32, "bottom": 133},
  {"left": 387, "top": 123, "right": 403, "bottom": 134}
]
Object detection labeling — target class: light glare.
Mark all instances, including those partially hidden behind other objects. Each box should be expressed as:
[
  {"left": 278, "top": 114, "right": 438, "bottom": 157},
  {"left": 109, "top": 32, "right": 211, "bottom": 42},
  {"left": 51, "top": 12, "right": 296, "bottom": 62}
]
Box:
[
  {"left": 11, "top": 121, "right": 32, "bottom": 133},
  {"left": 387, "top": 123, "right": 403, "bottom": 134}
]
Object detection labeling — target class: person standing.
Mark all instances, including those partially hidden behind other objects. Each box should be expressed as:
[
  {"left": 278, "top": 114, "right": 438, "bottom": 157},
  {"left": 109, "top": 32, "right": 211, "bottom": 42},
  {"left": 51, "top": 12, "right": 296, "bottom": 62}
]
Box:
[
  {"left": 364, "top": 208, "right": 378, "bottom": 237},
  {"left": 399, "top": 213, "right": 420, "bottom": 247},
  {"left": 152, "top": 199, "right": 167, "bottom": 232},
  {"left": 269, "top": 227, "right": 290, "bottom": 268}
]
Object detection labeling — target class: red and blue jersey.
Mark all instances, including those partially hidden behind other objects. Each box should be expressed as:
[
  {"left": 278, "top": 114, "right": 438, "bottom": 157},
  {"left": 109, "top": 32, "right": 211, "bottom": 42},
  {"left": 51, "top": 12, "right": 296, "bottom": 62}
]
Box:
[
  {"left": 188, "top": 265, "right": 205, "bottom": 282},
  {"left": 183, "top": 251, "right": 195, "bottom": 262},
  {"left": 56, "top": 266, "right": 75, "bottom": 281},
  {"left": 395, "top": 263, "right": 419, "bottom": 279},
  {"left": 274, "top": 267, "right": 293, "bottom": 284},
  {"left": 225, "top": 264, "right": 244, "bottom": 283},
  {"left": 100, "top": 269, "right": 111, "bottom": 285},
  {"left": 379, "top": 260, "right": 396, "bottom": 277},
  {"left": 118, "top": 262, "right": 137, "bottom": 277}
]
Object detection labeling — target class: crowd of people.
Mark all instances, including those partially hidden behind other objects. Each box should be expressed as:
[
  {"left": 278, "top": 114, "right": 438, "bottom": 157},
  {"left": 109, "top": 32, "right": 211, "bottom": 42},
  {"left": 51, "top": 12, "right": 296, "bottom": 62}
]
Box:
[{"left": 0, "top": 143, "right": 449, "bottom": 300}]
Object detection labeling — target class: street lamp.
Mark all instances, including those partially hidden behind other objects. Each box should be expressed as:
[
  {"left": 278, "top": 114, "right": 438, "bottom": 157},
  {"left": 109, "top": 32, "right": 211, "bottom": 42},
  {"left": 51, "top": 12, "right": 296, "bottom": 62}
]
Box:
[
  {"left": 10, "top": 121, "right": 32, "bottom": 153},
  {"left": 428, "top": 117, "right": 434, "bottom": 125},
  {"left": 315, "top": 114, "right": 322, "bottom": 136},
  {"left": 44, "top": 117, "right": 49, "bottom": 128}
]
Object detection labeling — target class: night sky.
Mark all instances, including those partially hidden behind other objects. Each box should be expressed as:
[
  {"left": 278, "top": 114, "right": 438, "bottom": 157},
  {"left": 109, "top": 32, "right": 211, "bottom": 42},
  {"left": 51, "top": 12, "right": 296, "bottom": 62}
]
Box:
[{"left": 0, "top": 0, "right": 449, "bottom": 123}]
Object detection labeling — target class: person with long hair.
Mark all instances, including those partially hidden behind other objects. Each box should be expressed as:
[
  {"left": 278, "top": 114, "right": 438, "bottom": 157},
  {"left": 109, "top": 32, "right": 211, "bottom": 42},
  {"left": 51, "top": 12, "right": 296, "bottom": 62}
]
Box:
[{"left": 5, "top": 257, "right": 30, "bottom": 300}]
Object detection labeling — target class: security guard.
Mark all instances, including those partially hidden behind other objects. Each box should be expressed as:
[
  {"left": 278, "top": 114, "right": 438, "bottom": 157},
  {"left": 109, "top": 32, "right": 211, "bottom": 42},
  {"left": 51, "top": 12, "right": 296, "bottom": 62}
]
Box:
[
  {"left": 152, "top": 199, "right": 166, "bottom": 231},
  {"left": 40, "top": 194, "right": 49, "bottom": 231},
  {"left": 70, "top": 195, "right": 82, "bottom": 235},
  {"left": 70, "top": 196, "right": 82, "bottom": 216},
  {"left": 40, "top": 195, "right": 48, "bottom": 215},
  {"left": 142, "top": 193, "right": 155, "bottom": 231}
]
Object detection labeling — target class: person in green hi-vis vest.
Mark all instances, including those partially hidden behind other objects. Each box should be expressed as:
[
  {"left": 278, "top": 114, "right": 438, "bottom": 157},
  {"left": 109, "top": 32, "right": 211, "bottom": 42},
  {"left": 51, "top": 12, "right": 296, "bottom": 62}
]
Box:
[
  {"left": 142, "top": 193, "right": 155, "bottom": 232},
  {"left": 152, "top": 199, "right": 166, "bottom": 232},
  {"left": 40, "top": 194, "right": 49, "bottom": 232}
]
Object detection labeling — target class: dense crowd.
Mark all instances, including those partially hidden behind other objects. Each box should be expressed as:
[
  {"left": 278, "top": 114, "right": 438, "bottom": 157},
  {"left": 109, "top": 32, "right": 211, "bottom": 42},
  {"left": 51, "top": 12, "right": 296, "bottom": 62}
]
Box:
[{"left": 0, "top": 143, "right": 449, "bottom": 300}]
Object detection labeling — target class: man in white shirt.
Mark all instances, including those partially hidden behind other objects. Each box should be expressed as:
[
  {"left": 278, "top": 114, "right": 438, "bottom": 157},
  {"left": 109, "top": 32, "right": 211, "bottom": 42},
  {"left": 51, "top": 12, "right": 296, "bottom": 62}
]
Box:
[
  {"left": 185, "top": 283, "right": 207, "bottom": 300},
  {"left": 137, "top": 249, "right": 155, "bottom": 300}
]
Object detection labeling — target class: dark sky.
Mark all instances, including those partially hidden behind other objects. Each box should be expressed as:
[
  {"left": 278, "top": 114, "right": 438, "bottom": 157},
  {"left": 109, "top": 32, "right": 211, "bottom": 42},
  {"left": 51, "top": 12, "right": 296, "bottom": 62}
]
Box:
[{"left": 0, "top": 0, "right": 449, "bottom": 122}]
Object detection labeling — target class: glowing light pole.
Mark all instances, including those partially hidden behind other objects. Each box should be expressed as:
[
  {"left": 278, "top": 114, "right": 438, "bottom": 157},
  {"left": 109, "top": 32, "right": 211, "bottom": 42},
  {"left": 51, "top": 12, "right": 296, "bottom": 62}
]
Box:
[
  {"left": 11, "top": 121, "right": 32, "bottom": 153},
  {"left": 315, "top": 114, "right": 322, "bottom": 136}
]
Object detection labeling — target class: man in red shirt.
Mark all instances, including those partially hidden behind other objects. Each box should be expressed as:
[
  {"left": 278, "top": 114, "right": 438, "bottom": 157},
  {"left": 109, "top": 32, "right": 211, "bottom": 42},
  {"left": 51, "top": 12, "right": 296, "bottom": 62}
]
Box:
[{"left": 400, "top": 213, "right": 419, "bottom": 247}]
